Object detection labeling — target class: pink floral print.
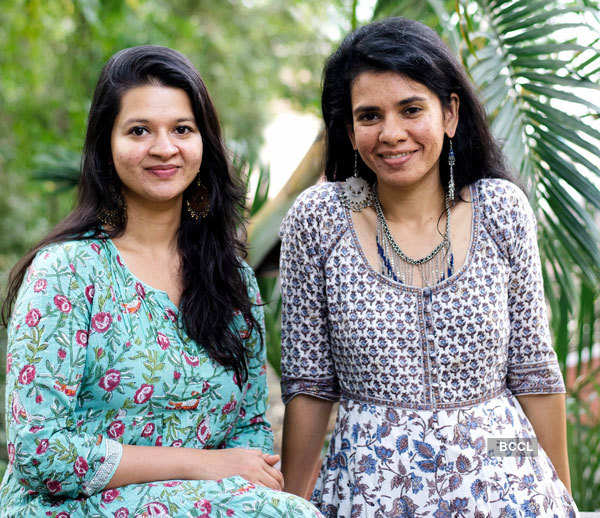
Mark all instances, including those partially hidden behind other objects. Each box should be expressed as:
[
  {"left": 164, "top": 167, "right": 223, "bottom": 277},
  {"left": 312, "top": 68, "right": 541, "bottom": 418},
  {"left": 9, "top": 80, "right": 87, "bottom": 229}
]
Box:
[
  {"left": 24, "top": 308, "right": 41, "bottom": 327},
  {"left": 1, "top": 238, "right": 321, "bottom": 518},
  {"left": 99, "top": 369, "right": 121, "bottom": 391},
  {"left": 91, "top": 311, "right": 112, "bottom": 333}
]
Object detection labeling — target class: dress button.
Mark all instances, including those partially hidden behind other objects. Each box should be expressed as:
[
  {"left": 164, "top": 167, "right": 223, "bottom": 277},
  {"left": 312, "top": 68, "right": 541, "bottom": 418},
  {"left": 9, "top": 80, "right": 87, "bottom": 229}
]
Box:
[{"left": 423, "top": 287, "right": 431, "bottom": 298}]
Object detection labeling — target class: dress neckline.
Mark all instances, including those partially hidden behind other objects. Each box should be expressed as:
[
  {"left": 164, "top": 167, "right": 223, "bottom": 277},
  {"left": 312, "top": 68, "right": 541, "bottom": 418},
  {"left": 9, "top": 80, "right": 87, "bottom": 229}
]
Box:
[
  {"left": 340, "top": 181, "right": 480, "bottom": 294},
  {"left": 103, "top": 237, "right": 180, "bottom": 312}
]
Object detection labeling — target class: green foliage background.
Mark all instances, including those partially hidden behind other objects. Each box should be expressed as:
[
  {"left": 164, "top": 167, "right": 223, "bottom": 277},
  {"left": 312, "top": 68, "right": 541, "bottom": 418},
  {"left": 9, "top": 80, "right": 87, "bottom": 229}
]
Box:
[{"left": 0, "top": 0, "right": 336, "bottom": 268}]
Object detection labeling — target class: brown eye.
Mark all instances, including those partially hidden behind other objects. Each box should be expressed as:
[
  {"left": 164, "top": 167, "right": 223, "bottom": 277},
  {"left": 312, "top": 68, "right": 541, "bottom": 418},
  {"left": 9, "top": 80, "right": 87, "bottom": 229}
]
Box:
[
  {"left": 129, "top": 126, "right": 148, "bottom": 136},
  {"left": 357, "top": 112, "right": 380, "bottom": 122},
  {"left": 405, "top": 106, "right": 422, "bottom": 116},
  {"left": 175, "top": 125, "right": 193, "bottom": 135}
]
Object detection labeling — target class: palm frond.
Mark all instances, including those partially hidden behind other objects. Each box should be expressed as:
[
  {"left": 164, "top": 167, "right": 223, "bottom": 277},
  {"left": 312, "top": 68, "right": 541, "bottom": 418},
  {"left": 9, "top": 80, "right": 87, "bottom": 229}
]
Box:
[
  {"left": 30, "top": 149, "right": 81, "bottom": 193},
  {"left": 451, "top": 0, "right": 600, "bottom": 286}
]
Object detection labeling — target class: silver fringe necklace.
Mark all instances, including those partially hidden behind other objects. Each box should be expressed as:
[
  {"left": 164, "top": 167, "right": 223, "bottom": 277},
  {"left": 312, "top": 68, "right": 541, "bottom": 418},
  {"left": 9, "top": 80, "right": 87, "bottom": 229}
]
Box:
[{"left": 374, "top": 189, "right": 453, "bottom": 287}]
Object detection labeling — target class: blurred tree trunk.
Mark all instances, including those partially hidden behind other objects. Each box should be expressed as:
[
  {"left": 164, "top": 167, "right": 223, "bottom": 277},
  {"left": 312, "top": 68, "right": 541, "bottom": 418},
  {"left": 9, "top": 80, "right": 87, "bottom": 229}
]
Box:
[{"left": 247, "top": 131, "right": 324, "bottom": 272}]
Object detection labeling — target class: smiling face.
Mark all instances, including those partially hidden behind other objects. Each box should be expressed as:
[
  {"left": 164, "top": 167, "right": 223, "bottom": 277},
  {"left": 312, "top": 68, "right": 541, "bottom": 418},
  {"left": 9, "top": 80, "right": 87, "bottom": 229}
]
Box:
[
  {"left": 348, "top": 71, "right": 458, "bottom": 191},
  {"left": 110, "top": 85, "right": 203, "bottom": 208}
]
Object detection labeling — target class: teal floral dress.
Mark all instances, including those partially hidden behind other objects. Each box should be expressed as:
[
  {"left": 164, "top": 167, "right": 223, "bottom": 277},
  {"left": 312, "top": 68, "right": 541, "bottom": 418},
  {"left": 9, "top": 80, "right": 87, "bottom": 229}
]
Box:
[{"left": 0, "top": 238, "right": 321, "bottom": 518}]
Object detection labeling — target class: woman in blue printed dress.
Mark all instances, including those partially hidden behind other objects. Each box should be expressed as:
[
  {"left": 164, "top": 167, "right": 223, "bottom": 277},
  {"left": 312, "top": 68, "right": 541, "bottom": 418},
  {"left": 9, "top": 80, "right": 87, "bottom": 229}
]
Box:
[
  {"left": 0, "top": 46, "right": 321, "bottom": 518},
  {"left": 279, "top": 18, "right": 578, "bottom": 517}
]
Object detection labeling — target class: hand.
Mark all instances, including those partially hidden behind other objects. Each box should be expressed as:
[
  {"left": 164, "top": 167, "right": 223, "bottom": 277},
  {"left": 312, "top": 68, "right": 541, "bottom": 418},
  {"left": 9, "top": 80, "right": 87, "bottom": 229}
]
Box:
[{"left": 197, "top": 449, "right": 284, "bottom": 490}]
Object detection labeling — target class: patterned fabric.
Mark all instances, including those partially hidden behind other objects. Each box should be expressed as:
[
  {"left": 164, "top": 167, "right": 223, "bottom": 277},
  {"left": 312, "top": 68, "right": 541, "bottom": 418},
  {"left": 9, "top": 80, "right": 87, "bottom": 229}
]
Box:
[
  {"left": 1, "top": 238, "right": 322, "bottom": 517},
  {"left": 280, "top": 179, "right": 577, "bottom": 516}
]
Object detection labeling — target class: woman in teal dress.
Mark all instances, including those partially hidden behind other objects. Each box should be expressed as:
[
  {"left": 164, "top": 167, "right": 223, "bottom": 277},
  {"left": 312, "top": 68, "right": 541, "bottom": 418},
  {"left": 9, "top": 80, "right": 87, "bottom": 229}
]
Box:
[{"left": 0, "top": 46, "right": 321, "bottom": 518}]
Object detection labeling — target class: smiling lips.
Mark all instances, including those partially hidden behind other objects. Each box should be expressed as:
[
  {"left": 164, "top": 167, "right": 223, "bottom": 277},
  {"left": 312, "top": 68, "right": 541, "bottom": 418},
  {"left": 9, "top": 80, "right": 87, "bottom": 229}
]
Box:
[
  {"left": 145, "top": 164, "right": 180, "bottom": 178},
  {"left": 379, "top": 149, "right": 418, "bottom": 166}
]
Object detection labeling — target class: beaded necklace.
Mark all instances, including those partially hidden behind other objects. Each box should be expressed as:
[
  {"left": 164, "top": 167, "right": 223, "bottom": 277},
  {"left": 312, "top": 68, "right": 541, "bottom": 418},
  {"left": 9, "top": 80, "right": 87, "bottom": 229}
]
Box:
[{"left": 373, "top": 188, "right": 454, "bottom": 287}]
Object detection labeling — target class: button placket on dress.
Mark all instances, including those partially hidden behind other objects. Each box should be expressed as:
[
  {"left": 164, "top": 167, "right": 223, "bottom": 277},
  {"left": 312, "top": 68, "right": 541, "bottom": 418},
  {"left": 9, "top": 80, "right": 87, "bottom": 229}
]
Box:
[{"left": 422, "top": 287, "right": 440, "bottom": 408}]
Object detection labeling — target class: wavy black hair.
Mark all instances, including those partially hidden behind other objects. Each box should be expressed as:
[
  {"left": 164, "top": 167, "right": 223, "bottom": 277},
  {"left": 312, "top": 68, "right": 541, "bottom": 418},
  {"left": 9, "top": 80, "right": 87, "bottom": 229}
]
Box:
[
  {"left": 2, "top": 45, "right": 259, "bottom": 386},
  {"left": 322, "top": 17, "right": 513, "bottom": 193}
]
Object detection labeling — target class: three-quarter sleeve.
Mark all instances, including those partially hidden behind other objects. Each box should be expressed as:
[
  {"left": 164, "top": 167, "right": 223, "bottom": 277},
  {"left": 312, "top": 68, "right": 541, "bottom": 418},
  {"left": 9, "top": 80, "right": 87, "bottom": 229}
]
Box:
[
  {"left": 222, "top": 267, "right": 273, "bottom": 453},
  {"left": 5, "top": 243, "right": 122, "bottom": 499},
  {"left": 504, "top": 185, "right": 566, "bottom": 395},
  {"left": 279, "top": 188, "right": 340, "bottom": 404}
]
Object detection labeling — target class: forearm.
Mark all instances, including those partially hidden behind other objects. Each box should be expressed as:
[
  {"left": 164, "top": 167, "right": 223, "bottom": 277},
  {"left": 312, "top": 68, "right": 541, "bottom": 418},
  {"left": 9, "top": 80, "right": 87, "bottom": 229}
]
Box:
[
  {"left": 516, "top": 393, "right": 571, "bottom": 493},
  {"left": 106, "top": 445, "right": 200, "bottom": 488},
  {"left": 281, "top": 395, "right": 333, "bottom": 498},
  {"left": 107, "top": 445, "right": 283, "bottom": 491}
]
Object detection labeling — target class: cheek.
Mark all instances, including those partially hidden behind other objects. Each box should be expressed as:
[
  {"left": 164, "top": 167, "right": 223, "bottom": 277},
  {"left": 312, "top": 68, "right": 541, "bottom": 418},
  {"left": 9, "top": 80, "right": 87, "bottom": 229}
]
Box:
[
  {"left": 112, "top": 142, "right": 145, "bottom": 170},
  {"left": 188, "top": 139, "right": 203, "bottom": 166},
  {"left": 409, "top": 123, "right": 444, "bottom": 155},
  {"left": 354, "top": 127, "right": 378, "bottom": 151}
]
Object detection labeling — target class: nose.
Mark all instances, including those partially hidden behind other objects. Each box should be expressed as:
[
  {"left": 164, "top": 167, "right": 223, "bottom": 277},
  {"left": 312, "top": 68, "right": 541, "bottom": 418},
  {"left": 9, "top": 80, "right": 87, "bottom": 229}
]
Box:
[
  {"left": 379, "top": 115, "right": 408, "bottom": 144},
  {"left": 149, "top": 131, "right": 178, "bottom": 159}
]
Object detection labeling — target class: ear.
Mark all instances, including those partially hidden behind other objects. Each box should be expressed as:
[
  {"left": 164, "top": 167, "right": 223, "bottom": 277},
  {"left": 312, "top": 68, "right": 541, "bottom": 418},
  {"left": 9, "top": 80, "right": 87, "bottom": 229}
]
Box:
[
  {"left": 346, "top": 123, "right": 357, "bottom": 150},
  {"left": 444, "top": 93, "right": 460, "bottom": 139}
]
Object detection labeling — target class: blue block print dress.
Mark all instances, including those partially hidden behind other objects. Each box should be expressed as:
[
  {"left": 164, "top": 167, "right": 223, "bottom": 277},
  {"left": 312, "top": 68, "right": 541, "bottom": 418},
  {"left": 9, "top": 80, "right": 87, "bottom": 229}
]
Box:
[
  {"left": 0, "top": 237, "right": 322, "bottom": 517},
  {"left": 279, "top": 179, "right": 578, "bottom": 517}
]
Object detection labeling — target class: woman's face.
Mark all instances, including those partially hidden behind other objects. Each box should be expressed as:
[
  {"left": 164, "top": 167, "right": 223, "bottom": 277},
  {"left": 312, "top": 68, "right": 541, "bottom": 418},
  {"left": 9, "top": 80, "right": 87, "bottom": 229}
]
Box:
[
  {"left": 110, "top": 85, "right": 203, "bottom": 208},
  {"left": 348, "top": 71, "right": 458, "bottom": 190}
]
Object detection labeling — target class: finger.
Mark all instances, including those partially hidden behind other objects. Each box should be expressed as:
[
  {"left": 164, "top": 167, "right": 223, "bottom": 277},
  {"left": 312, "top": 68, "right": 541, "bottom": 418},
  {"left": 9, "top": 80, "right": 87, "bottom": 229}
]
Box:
[
  {"left": 258, "top": 471, "right": 281, "bottom": 491},
  {"left": 262, "top": 453, "right": 280, "bottom": 466},
  {"left": 265, "top": 464, "right": 284, "bottom": 489},
  {"left": 245, "top": 448, "right": 264, "bottom": 456}
]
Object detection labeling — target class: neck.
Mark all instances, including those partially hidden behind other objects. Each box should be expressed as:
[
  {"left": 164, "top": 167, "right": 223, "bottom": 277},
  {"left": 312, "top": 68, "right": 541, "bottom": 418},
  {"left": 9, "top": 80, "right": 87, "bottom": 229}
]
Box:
[
  {"left": 376, "top": 174, "right": 446, "bottom": 225},
  {"left": 117, "top": 195, "right": 182, "bottom": 253}
]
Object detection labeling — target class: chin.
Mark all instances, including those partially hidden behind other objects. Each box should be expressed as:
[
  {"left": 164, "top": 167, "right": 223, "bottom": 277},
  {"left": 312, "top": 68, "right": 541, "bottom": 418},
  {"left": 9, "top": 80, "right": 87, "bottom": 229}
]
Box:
[
  {"left": 377, "top": 168, "right": 437, "bottom": 189},
  {"left": 377, "top": 173, "right": 422, "bottom": 189},
  {"left": 126, "top": 190, "right": 183, "bottom": 206}
]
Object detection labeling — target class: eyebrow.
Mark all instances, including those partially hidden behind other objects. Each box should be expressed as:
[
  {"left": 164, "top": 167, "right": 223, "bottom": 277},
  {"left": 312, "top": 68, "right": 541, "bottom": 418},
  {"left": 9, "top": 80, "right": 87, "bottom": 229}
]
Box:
[
  {"left": 122, "top": 117, "right": 196, "bottom": 125},
  {"left": 353, "top": 96, "right": 427, "bottom": 116}
]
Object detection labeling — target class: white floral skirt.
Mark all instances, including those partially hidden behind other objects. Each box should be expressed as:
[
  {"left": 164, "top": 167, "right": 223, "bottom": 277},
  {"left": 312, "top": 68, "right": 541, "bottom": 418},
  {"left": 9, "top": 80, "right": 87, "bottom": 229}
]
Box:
[{"left": 312, "top": 390, "right": 577, "bottom": 517}]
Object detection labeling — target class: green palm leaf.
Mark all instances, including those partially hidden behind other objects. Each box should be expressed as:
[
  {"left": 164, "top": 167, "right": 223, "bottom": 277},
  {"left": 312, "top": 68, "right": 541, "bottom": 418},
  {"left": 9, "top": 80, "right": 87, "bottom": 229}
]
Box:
[{"left": 453, "top": 1, "right": 600, "bottom": 287}]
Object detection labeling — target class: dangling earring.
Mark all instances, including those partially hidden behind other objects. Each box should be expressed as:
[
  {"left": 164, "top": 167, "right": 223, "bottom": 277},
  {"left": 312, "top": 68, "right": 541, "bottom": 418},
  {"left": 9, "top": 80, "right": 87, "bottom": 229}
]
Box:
[
  {"left": 340, "top": 150, "right": 374, "bottom": 212},
  {"left": 185, "top": 175, "right": 210, "bottom": 221},
  {"left": 448, "top": 138, "right": 455, "bottom": 202},
  {"left": 98, "top": 181, "right": 127, "bottom": 229}
]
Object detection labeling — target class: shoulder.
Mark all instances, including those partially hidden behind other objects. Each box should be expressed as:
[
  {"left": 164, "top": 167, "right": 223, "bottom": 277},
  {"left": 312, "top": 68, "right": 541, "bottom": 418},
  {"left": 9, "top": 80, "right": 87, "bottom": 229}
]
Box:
[
  {"left": 32, "top": 239, "right": 99, "bottom": 269},
  {"left": 287, "top": 181, "right": 342, "bottom": 218},
  {"left": 238, "top": 260, "right": 257, "bottom": 286},
  {"left": 475, "top": 178, "right": 534, "bottom": 225},
  {"left": 14, "top": 240, "right": 102, "bottom": 322},
  {"left": 280, "top": 181, "right": 345, "bottom": 238},
  {"left": 475, "top": 178, "right": 538, "bottom": 262},
  {"left": 476, "top": 178, "right": 531, "bottom": 211},
  {"left": 28, "top": 238, "right": 107, "bottom": 283},
  {"left": 237, "top": 260, "right": 261, "bottom": 300}
]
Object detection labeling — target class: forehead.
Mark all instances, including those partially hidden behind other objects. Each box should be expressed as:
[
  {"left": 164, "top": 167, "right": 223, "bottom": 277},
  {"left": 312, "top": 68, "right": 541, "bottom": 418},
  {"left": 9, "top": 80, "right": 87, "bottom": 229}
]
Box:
[
  {"left": 116, "top": 85, "right": 194, "bottom": 120},
  {"left": 350, "top": 71, "right": 436, "bottom": 105}
]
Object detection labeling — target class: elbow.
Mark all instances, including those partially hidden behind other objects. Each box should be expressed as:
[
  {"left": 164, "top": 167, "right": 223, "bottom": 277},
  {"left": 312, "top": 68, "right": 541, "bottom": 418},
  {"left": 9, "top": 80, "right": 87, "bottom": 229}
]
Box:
[{"left": 9, "top": 437, "right": 80, "bottom": 499}]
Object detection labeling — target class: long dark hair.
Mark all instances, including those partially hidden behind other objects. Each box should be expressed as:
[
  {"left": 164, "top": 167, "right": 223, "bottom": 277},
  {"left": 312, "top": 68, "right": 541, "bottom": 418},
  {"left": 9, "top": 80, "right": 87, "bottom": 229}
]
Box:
[
  {"left": 2, "top": 45, "right": 259, "bottom": 386},
  {"left": 322, "top": 17, "right": 513, "bottom": 192}
]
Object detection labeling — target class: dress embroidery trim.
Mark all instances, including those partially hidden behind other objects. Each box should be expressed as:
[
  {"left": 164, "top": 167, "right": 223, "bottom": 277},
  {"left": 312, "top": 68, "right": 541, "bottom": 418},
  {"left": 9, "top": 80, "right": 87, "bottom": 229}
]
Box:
[{"left": 82, "top": 438, "right": 123, "bottom": 496}]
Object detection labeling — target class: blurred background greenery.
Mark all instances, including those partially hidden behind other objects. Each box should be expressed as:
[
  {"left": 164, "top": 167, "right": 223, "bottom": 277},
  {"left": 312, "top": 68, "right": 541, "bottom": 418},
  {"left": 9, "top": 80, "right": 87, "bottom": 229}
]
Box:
[{"left": 1, "top": 0, "right": 599, "bottom": 510}]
